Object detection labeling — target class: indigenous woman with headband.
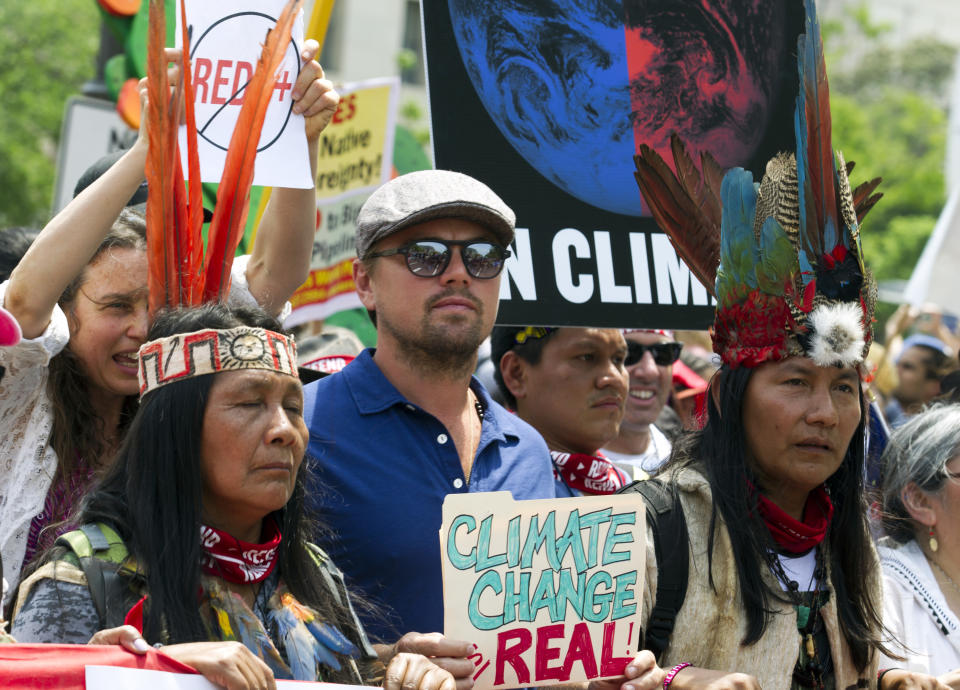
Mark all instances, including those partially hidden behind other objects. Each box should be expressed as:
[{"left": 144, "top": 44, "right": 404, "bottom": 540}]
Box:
[
  {"left": 603, "top": 2, "right": 945, "bottom": 688},
  {"left": 0, "top": 22, "right": 337, "bottom": 601},
  {"left": 11, "top": 303, "right": 455, "bottom": 690}
]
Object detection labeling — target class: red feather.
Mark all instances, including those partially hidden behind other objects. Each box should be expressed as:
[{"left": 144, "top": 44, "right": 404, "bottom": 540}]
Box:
[
  {"left": 179, "top": 0, "right": 204, "bottom": 304},
  {"left": 145, "top": 0, "right": 178, "bottom": 316},
  {"left": 202, "top": 0, "right": 302, "bottom": 302},
  {"left": 146, "top": 0, "right": 206, "bottom": 314}
]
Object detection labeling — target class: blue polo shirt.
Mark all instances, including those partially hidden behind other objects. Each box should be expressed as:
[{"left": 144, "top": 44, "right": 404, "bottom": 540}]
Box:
[{"left": 303, "top": 349, "right": 555, "bottom": 643}]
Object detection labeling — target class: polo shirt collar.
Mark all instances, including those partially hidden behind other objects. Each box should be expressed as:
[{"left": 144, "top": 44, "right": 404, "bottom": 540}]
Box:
[
  {"left": 343, "top": 348, "right": 513, "bottom": 443},
  {"left": 343, "top": 348, "right": 408, "bottom": 414}
]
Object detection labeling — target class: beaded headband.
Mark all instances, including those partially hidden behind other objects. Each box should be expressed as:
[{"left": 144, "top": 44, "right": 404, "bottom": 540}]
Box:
[{"left": 138, "top": 326, "right": 298, "bottom": 396}]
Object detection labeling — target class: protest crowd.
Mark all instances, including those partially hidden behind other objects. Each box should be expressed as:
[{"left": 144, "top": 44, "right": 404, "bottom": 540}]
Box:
[{"left": 3, "top": 1, "right": 960, "bottom": 689}]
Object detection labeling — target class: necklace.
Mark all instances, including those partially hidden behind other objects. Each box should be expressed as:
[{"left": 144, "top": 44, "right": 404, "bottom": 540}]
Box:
[
  {"left": 473, "top": 390, "right": 485, "bottom": 420},
  {"left": 463, "top": 390, "right": 484, "bottom": 485},
  {"left": 766, "top": 546, "right": 830, "bottom": 689},
  {"left": 929, "top": 558, "right": 960, "bottom": 598}
]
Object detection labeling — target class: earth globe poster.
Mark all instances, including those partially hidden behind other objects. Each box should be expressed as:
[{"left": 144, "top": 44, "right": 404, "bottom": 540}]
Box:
[{"left": 422, "top": 0, "right": 804, "bottom": 329}]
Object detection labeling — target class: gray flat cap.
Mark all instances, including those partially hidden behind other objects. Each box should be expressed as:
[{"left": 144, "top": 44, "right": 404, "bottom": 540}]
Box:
[{"left": 355, "top": 170, "right": 515, "bottom": 258}]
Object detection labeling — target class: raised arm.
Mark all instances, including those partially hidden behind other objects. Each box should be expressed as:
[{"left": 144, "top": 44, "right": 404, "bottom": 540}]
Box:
[
  {"left": 4, "top": 137, "right": 147, "bottom": 339},
  {"left": 245, "top": 39, "right": 339, "bottom": 316}
]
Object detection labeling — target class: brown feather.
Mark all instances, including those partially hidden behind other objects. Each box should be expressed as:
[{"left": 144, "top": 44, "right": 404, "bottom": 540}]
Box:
[
  {"left": 855, "top": 192, "right": 883, "bottom": 224},
  {"left": 668, "top": 133, "right": 722, "bottom": 230},
  {"left": 633, "top": 141, "right": 721, "bottom": 292},
  {"left": 852, "top": 178, "right": 882, "bottom": 215}
]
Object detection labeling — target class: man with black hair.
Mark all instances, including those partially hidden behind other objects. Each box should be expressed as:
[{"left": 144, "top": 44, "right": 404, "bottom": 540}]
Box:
[
  {"left": 491, "top": 325, "right": 631, "bottom": 496},
  {"left": 886, "top": 334, "right": 958, "bottom": 427}
]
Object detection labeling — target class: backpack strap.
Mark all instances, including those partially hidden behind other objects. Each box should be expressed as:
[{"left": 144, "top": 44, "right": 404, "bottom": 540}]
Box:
[
  {"left": 55, "top": 523, "right": 133, "bottom": 629},
  {"left": 306, "top": 543, "right": 377, "bottom": 661},
  {"left": 617, "top": 479, "right": 689, "bottom": 662}
]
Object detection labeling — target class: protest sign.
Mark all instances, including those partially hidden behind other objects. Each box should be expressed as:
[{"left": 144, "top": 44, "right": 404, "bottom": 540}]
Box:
[
  {"left": 284, "top": 77, "right": 399, "bottom": 328},
  {"left": 421, "top": 1, "right": 804, "bottom": 329},
  {"left": 86, "top": 665, "right": 368, "bottom": 690},
  {"left": 176, "top": 0, "right": 312, "bottom": 189},
  {"left": 441, "top": 492, "right": 645, "bottom": 690}
]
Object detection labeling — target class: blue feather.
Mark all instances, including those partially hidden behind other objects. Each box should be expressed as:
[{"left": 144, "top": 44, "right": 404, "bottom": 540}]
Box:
[
  {"left": 306, "top": 619, "right": 359, "bottom": 657},
  {"left": 794, "top": 76, "right": 809, "bottom": 252},
  {"left": 269, "top": 602, "right": 343, "bottom": 678},
  {"left": 798, "top": 250, "right": 815, "bottom": 286},
  {"left": 719, "top": 168, "right": 759, "bottom": 291}
]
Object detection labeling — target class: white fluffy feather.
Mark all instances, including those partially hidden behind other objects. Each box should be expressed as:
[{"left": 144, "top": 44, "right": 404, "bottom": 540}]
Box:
[{"left": 807, "top": 302, "right": 866, "bottom": 367}]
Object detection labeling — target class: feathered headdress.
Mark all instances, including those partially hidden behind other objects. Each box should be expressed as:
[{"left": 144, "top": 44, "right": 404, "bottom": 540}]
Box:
[
  {"left": 633, "top": 0, "right": 882, "bottom": 369},
  {"left": 145, "top": 0, "right": 301, "bottom": 316}
]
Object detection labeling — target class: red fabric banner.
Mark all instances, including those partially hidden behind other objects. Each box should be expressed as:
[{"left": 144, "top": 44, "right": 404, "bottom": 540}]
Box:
[{"left": 0, "top": 644, "right": 197, "bottom": 688}]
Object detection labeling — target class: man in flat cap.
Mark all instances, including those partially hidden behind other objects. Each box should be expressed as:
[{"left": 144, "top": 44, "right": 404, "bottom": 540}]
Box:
[{"left": 301, "top": 170, "right": 554, "bottom": 660}]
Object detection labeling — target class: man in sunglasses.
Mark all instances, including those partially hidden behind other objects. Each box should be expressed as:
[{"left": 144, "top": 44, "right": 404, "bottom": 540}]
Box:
[
  {"left": 601, "top": 329, "right": 682, "bottom": 479},
  {"left": 301, "top": 170, "right": 555, "bottom": 654},
  {"left": 491, "top": 326, "right": 632, "bottom": 497}
]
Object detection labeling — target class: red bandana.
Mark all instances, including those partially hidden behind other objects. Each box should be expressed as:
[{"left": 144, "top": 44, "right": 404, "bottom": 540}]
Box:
[
  {"left": 199, "top": 518, "right": 282, "bottom": 584},
  {"left": 551, "top": 451, "right": 630, "bottom": 495},
  {"left": 754, "top": 485, "right": 834, "bottom": 555}
]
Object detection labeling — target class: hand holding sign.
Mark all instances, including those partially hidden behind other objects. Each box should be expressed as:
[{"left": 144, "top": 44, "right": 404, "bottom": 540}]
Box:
[
  {"left": 292, "top": 39, "right": 339, "bottom": 141},
  {"left": 393, "top": 632, "right": 476, "bottom": 690}
]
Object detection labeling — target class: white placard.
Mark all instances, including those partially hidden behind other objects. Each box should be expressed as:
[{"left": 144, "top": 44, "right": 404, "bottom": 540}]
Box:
[
  {"left": 86, "top": 665, "right": 372, "bottom": 690},
  {"left": 176, "top": 0, "right": 312, "bottom": 188}
]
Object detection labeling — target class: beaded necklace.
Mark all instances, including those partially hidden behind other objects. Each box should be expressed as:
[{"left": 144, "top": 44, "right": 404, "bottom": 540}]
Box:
[{"left": 767, "top": 546, "right": 830, "bottom": 689}]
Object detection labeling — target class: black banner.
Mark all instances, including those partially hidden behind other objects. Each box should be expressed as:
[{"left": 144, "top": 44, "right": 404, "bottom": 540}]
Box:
[{"left": 423, "top": 0, "right": 803, "bottom": 328}]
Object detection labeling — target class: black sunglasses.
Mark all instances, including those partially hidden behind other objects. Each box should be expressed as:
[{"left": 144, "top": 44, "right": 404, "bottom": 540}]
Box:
[
  {"left": 625, "top": 341, "right": 682, "bottom": 367},
  {"left": 366, "top": 239, "right": 511, "bottom": 279}
]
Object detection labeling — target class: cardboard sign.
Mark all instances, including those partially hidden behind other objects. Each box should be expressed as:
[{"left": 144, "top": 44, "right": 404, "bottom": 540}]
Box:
[
  {"left": 86, "top": 666, "right": 369, "bottom": 690},
  {"left": 421, "top": 1, "right": 804, "bottom": 328},
  {"left": 285, "top": 77, "right": 399, "bottom": 327},
  {"left": 176, "top": 0, "right": 312, "bottom": 189},
  {"left": 440, "top": 492, "right": 645, "bottom": 690}
]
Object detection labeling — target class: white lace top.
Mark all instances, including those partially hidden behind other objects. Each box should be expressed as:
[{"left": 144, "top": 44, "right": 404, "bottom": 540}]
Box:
[
  {"left": 878, "top": 537, "right": 960, "bottom": 675},
  {"left": 0, "top": 256, "right": 289, "bottom": 605}
]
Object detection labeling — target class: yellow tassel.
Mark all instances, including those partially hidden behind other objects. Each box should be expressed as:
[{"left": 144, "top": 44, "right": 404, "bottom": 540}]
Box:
[
  {"left": 805, "top": 634, "right": 815, "bottom": 659},
  {"left": 216, "top": 607, "right": 235, "bottom": 639}
]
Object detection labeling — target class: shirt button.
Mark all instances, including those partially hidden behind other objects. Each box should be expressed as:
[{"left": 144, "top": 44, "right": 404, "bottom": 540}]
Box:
[
  {"left": 405, "top": 404, "right": 416, "bottom": 411},
  {"left": 453, "top": 478, "right": 464, "bottom": 489},
  {"left": 437, "top": 433, "right": 448, "bottom": 444}
]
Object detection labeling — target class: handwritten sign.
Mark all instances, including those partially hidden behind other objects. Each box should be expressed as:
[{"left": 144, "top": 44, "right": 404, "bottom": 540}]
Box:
[
  {"left": 284, "top": 77, "right": 399, "bottom": 327},
  {"left": 440, "top": 492, "right": 645, "bottom": 690},
  {"left": 176, "top": 0, "right": 312, "bottom": 189}
]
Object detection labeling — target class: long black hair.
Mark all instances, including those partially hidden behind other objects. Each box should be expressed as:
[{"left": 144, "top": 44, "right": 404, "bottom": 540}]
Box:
[
  {"left": 667, "top": 362, "right": 886, "bottom": 670},
  {"left": 77, "top": 303, "right": 367, "bottom": 682}
]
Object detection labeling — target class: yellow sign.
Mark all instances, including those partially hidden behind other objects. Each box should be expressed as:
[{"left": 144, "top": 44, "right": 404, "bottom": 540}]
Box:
[{"left": 284, "top": 77, "right": 400, "bottom": 327}]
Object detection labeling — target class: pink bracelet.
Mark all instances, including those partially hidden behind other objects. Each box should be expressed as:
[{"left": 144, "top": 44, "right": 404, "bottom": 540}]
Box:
[{"left": 663, "top": 663, "right": 691, "bottom": 689}]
